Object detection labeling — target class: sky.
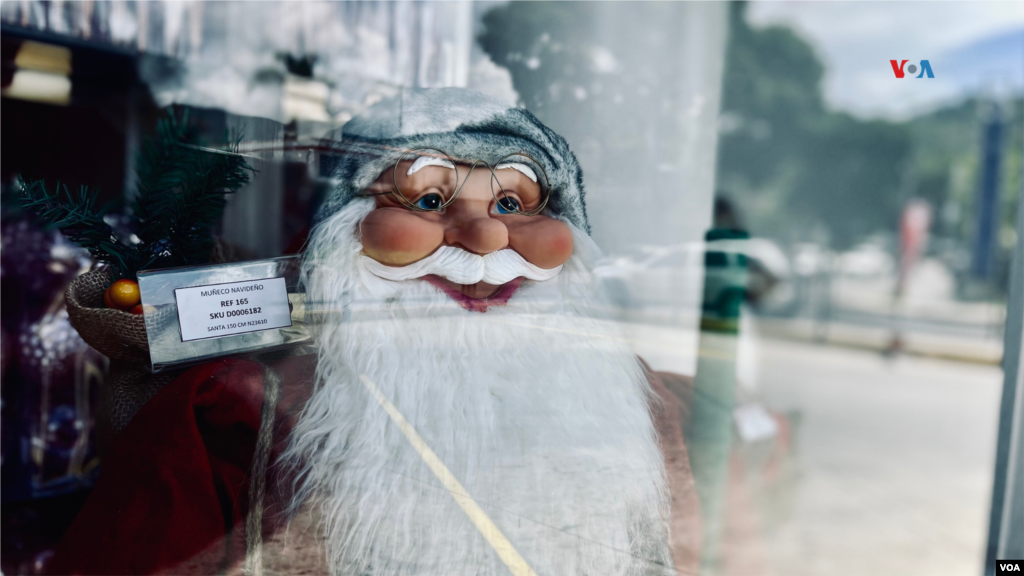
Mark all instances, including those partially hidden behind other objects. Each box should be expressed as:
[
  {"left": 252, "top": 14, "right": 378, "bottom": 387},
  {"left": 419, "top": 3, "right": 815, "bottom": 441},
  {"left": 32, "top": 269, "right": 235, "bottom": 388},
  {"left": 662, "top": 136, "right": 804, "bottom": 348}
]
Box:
[{"left": 747, "top": 1, "right": 1024, "bottom": 120}]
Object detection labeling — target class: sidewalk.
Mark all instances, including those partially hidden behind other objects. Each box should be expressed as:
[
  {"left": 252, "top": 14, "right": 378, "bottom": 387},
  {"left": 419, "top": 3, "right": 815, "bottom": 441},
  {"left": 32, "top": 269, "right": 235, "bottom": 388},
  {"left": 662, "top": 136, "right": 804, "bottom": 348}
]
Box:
[
  {"left": 748, "top": 338, "right": 1003, "bottom": 576},
  {"left": 756, "top": 316, "right": 1004, "bottom": 365}
]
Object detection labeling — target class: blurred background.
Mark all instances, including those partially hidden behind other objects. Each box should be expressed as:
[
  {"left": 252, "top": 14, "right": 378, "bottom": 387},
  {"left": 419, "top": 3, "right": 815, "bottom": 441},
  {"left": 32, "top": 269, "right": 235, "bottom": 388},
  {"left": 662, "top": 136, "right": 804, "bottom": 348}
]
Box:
[{"left": 1, "top": 2, "right": 1022, "bottom": 575}]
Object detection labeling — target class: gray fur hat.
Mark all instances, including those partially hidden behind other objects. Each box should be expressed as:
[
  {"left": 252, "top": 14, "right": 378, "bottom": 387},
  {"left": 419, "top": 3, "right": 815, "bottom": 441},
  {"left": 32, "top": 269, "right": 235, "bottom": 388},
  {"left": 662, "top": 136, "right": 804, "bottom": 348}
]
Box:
[{"left": 317, "top": 88, "right": 589, "bottom": 234}]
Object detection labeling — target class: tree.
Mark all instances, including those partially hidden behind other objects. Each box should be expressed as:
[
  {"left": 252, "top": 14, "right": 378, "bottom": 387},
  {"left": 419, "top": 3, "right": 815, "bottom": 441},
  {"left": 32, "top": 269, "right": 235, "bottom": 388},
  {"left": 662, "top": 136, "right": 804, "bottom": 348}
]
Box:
[{"left": 715, "top": 1, "right": 911, "bottom": 248}]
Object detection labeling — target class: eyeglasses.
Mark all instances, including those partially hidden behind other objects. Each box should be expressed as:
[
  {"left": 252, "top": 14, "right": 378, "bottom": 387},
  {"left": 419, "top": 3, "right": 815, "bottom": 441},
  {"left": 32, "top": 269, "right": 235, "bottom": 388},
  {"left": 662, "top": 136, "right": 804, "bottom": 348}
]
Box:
[{"left": 362, "top": 147, "right": 551, "bottom": 216}]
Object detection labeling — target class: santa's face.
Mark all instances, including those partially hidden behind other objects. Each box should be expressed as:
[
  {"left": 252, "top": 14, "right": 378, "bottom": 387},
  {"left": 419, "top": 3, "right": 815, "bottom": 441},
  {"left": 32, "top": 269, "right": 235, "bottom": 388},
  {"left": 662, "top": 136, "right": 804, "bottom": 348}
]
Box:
[
  {"left": 285, "top": 159, "right": 672, "bottom": 575},
  {"left": 359, "top": 159, "right": 575, "bottom": 300}
]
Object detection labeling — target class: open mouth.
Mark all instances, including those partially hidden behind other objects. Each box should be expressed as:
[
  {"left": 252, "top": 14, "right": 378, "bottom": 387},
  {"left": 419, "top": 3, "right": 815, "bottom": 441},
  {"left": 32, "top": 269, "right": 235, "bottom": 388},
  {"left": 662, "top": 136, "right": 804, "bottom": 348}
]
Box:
[{"left": 422, "top": 275, "right": 524, "bottom": 313}]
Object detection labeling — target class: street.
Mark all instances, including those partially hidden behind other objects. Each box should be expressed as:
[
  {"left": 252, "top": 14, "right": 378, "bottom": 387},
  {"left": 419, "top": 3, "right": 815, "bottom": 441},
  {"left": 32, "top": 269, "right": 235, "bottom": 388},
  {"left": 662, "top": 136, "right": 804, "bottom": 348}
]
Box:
[{"left": 748, "top": 338, "right": 1004, "bottom": 576}]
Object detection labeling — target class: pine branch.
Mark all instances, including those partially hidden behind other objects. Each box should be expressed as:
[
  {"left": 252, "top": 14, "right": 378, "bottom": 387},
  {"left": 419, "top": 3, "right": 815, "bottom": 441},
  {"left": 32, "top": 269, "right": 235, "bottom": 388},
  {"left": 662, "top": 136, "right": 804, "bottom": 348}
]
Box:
[
  {"left": 16, "top": 178, "right": 141, "bottom": 279},
  {"left": 132, "top": 109, "right": 197, "bottom": 249},
  {"left": 131, "top": 108, "right": 254, "bottom": 268},
  {"left": 16, "top": 106, "right": 255, "bottom": 281}
]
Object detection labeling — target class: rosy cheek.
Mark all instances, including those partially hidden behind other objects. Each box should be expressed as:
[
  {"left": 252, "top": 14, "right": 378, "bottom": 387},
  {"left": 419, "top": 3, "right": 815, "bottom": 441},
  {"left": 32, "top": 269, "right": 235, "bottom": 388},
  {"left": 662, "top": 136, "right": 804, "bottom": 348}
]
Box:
[
  {"left": 507, "top": 218, "right": 574, "bottom": 270},
  {"left": 360, "top": 209, "right": 444, "bottom": 265}
]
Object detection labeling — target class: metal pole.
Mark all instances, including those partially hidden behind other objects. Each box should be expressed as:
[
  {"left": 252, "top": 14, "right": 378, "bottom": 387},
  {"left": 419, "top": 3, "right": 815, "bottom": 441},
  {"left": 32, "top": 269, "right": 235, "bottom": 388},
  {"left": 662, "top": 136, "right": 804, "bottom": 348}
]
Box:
[
  {"left": 972, "top": 103, "right": 1004, "bottom": 280},
  {"left": 983, "top": 174, "right": 1024, "bottom": 574}
]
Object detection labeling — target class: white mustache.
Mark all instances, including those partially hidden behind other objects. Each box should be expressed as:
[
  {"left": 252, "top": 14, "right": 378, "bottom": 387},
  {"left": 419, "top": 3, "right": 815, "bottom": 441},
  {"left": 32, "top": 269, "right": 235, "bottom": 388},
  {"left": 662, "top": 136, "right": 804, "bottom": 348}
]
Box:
[{"left": 360, "top": 246, "right": 562, "bottom": 285}]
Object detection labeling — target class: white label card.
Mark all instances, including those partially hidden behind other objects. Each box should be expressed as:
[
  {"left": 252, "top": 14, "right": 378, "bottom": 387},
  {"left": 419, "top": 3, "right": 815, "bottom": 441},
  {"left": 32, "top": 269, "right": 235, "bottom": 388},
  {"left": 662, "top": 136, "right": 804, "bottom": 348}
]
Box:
[{"left": 174, "top": 277, "right": 292, "bottom": 342}]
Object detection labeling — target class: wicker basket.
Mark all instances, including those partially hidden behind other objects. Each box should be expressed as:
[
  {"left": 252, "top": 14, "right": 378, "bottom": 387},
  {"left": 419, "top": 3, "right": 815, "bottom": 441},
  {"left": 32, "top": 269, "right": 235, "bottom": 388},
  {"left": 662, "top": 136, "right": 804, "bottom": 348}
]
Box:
[
  {"left": 65, "top": 267, "right": 150, "bottom": 364},
  {"left": 66, "top": 267, "right": 183, "bottom": 434}
]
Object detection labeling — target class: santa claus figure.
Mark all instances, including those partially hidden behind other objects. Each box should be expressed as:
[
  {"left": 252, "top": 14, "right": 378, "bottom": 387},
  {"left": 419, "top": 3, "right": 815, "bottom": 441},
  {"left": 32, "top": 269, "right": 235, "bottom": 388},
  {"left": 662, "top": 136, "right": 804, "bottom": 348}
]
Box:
[{"left": 49, "top": 88, "right": 700, "bottom": 576}]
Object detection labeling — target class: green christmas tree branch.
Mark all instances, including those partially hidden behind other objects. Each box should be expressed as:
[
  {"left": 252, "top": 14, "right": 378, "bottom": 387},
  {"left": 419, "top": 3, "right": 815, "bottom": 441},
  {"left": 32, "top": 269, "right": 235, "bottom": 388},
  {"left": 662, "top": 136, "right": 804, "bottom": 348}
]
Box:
[
  {"left": 17, "top": 107, "right": 254, "bottom": 281},
  {"left": 16, "top": 178, "right": 142, "bottom": 277}
]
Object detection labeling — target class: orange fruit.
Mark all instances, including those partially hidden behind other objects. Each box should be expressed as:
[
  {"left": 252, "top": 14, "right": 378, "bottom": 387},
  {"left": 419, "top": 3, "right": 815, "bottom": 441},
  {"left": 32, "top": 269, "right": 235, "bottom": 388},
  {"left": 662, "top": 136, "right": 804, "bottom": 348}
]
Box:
[
  {"left": 103, "top": 289, "right": 116, "bottom": 310},
  {"left": 130, "top": 304, "right": 144, "bottom": 315},
  {"left": 107, "top": 279, "right": 141, "bottom": 310}
]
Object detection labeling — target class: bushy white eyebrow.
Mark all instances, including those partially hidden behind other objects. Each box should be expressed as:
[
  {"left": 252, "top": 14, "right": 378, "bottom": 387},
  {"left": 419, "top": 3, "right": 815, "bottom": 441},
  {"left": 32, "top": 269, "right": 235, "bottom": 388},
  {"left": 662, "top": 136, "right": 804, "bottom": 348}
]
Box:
[
  {"left": 407, "top": 156, "right": 456, "bottom": 175},
  {"left": 407, "top": 156, "right": 538, "bottom": 184},
  {"left": 495, "top": 162, "right": 537, "bottom": 183}
]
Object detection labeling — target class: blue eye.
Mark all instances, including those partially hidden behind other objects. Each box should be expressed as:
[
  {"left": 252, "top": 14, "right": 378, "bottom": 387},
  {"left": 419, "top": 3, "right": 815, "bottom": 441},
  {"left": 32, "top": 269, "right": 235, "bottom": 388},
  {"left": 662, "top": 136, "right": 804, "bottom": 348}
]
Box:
[
  {"left": 416, "top": 193, "right": 444, "bottom": 210},
  {"left": 494, "top": 196, "right": 520, "bottom": 214}
]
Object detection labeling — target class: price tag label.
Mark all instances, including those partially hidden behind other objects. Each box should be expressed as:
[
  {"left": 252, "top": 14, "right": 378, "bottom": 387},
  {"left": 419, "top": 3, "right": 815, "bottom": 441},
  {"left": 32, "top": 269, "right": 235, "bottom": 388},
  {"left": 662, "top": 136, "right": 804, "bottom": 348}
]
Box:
[{"left": 174, "top": 277, "right": 292, "bottom": 342}]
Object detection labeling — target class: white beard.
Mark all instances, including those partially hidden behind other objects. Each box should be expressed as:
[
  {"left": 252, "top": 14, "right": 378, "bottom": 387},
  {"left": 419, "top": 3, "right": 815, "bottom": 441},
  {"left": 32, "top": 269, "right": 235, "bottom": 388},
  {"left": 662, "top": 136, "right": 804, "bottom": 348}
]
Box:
[{"left": 280, "top": 199, "right": 673, "bottom": 576}]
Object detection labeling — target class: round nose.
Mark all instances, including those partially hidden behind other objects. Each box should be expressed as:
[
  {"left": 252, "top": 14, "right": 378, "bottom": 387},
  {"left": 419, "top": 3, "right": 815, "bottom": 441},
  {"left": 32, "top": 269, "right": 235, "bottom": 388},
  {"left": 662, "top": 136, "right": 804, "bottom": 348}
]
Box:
[{"left": 444, "top": 218, "right": 509, "bottom": 255}]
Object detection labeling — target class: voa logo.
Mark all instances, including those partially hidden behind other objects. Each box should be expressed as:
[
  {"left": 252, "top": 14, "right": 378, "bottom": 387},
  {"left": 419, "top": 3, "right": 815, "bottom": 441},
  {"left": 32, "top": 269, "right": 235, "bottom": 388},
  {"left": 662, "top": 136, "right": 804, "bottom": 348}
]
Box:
[
  {"left": 998, "top": 560, "right": 1023, "bottom": 573},
  {"left": 890, "top": 59, "right": 935, "bottom": 78}
]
